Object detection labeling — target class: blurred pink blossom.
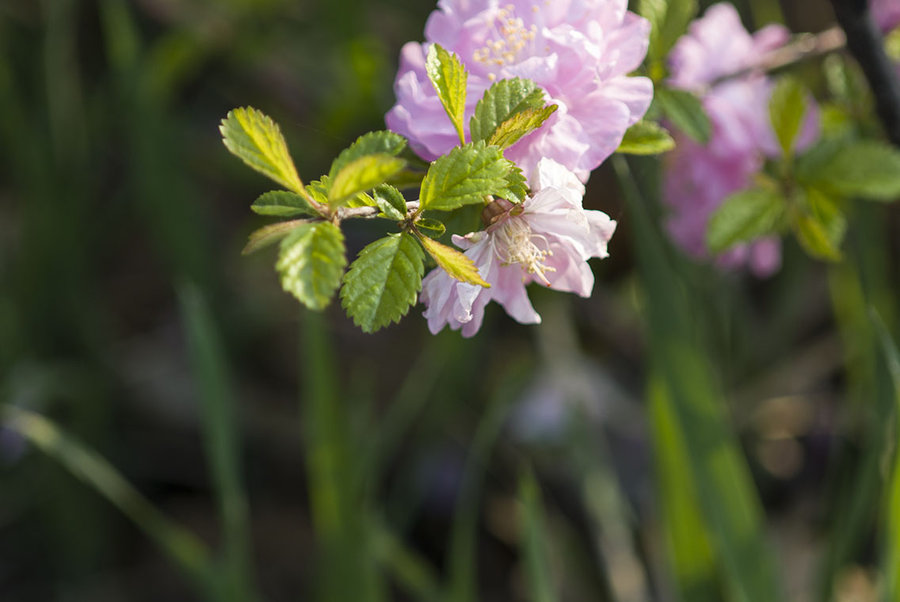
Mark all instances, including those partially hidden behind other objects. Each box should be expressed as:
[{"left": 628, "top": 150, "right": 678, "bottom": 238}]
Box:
[
  {"left": 663, "top": 3, "right": 819, "bottom": 277},
  {"left": 872, "top": 0, "right": 900, "bottom": 33},
  {"left": 386, "top": 0, "right": 653, "bottom": 181},
  {"left": 420, "top": 159, "right": 616, "bottom": 336}
]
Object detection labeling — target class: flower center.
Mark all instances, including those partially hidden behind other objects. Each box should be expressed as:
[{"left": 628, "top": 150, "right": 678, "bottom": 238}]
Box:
[
  {"left": 472, "top": 4, "right": 537, "bottom": 76},
  {"left": 494, "top": 216, "right": 555, "bottom": 285}
]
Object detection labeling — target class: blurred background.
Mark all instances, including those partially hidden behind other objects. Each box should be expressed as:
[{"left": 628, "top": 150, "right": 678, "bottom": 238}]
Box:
[{"left": 1, "top": 0, "right": 898, "bottom": 601}]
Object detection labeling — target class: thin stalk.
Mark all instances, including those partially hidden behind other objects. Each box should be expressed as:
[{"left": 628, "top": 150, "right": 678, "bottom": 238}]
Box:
[{"left": 180, "top": 283, "right": 257, "bottom": 602}]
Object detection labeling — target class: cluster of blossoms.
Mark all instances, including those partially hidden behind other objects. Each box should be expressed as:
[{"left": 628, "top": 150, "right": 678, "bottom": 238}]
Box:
[
  {"left": 662, "top": 3, "right": 819, "bottom": 277},
  {"left": 386, "top": 0, "right": 653, "bottom": 335}
]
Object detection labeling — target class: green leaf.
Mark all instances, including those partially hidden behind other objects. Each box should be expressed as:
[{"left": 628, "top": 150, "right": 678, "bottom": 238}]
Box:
[
  {"left": 769, "top": 76, "right": 808, "bottom": 157},
  {"left": 220, "top": 107, "right": 304, "bottom": 193},
  {"left": 487, "top": 105, "right": 558, "bottom": 149},
  {"left": 340, "top": 233, "right": 424, "bottom": 333},
  {"left": 617, "top": 120, "right": 676, "bottom": 155},
  {"left": 806, "top": 188, "right": 847, "bottom": 252},
  {"left": 242, "top": 219, "right": 308, "bottom": 255},
  {"left": 419, "top": 142, "right": 516, "bottom": 211},
  {"left": 251, "top": 190, "right": 319, "bottom": 217},
  {"left": 518, "top": 469, "right": 558, "bottom": 602},
  {"left": 798, "top": 141, "right": 900, "bottom": 201},
  {"left": 706, "top": 188, "right": 785, "bottom": 253},
  {"left": 328, "top": 154, "right": 407, "bottom": 208},
  {"left": 277, "top": 222, "right": 346, "bottom": 310},
  {"left": 426, "top": 43, "right": 468, "bottom": 145},
  {"left": 373, "top": 184, "right": 408, "bottom": 220},
  {"left": 504, "top": 166, "right": 530, "bottom": 204},
  {"left": 654, "top": 87, "right": 712, "bottom": 144},
  {"left": 794, "top": 213, "right": 841, "bottom": 261},
  {"left": 641, "top": 0, "right": 698, "bottom": 66},
  {"left": 417, "top": 234, "right": 489, "bottom": 287},
  {"left": 415, "top": 218, "right": 446, "bottom": 237},
  {"left": 328, "top": 130, "right": 407, "bottom": 181},
  {"left": 872, "top": 312, "right": 900, "bottom": 602},
  {"left": 469, "top": 77, "right": 545, "bottom": 143}
]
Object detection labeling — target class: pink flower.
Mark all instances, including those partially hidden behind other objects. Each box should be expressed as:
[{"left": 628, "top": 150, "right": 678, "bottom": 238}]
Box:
[
  {"left": 420, "top": 158, "right": 616, "bottom": 336},
  {"left": 663, "top": 3, "right": 818, "bottom": 277},
  {"left": 386, "top": 0, "right": 653, "bottom": 181},
  {"left": 873, "top": 0, "right": 900, "bottom": 33}
]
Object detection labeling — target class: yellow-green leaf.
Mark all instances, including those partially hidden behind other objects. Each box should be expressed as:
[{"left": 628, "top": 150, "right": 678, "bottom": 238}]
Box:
[
  {"left": 426, "top": 44, "right": 468, "bottom": 145},
  {"left": 487, "top": 105, "right": 558, "bottom": 149},
  {"left": 328, "top": 154, "right": 406, "bottom": 208},
  {"left": 417, "top": 234, "right": 489, "bottom": 287},
  {"left": 617, "top": 120, "right": 676, "bottom": 155},
  {"left": 242, "top": 219, "right": 309, "bottom": 255},
  {"left": 220, "top": 107, "right": 304, "bottom": 193}
]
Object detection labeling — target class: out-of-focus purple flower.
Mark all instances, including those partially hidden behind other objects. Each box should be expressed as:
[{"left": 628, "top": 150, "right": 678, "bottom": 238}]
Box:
[
  {"left": 873, "top": 0, "right": 900, "bottom": 33},
  {"left": 420, "top": 158, "right": 616, "bottom": 336},
  {"left": 663, "top": 3, "right": 819, "bottom": 277},
  {"left": 386, "top": 0, "right": 653, "bottom": 181}
]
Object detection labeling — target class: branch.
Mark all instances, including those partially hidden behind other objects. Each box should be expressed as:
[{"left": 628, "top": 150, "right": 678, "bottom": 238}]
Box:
[
  {"left": 335, "top": 201, "right": 420, "bottom": 221},
  {"left": 828, "top": 0, "right": 900, "bottom": 146},
  {"left": 712, "top": 26, "right": 847, "bottom": 86}
]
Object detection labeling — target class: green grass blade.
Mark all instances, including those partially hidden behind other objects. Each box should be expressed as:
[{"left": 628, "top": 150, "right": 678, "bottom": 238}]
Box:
[
  {"left": 613, "top": 155, "right": 782, "bottom": 602},
  {"left": 0, "top": 405, "right": 219, "bottom": 598},
  {"left": 179, "top": 283, "right": 257, "bottom": 602},
  {"left": 445, "top": 362, "right": 527, "bottom": 602},
  {"left": 518, "top": 469, "right": 558, "bottom": 602},
  {"left": 301, "top": 310, "right": 385, "bottom": 602},
  {"left": 648, "top": 375, "right": 718, "bottom": 602},
  {"left": 870, "top": 313, "right": 900, "bottom": 600},
  {"left": 818, "top": 204, "right": 896, "bottom": 600},
  {"left": 372, "top": 519, "right": 442, "bottom": 602}
]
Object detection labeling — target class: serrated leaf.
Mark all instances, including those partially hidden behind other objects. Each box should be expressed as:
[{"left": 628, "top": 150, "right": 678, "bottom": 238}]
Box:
[
  {"left": 276, "top": 222, "right": 346, "bottom": 310},
  {"left": 328, "top": 131, "right": 407, "bottom": 181},
  {"left": 641, "top": 0, "right": 698, "bottom": 65},
  {"left": 426, "top": 43, "right": 468, "bottom": 145},
  {"left": 251, "top": 191, "right": 319, "bottom": 217},
  {"left": 617, "top": 120, "right": 676, "bottom": 155},
  {"left": 220, "top": 107, "right": 304, "bottom": 193},
  {"left": 328, "top": 154, "right": 406, "bottom": 208},
  {"left": 706, "top": 188, "right": 785, "bottom": 253},
  {"left": 242, "top": 219, "right": 308, "bottom": 255},
  {"left": 373, "top": 185, "right": 407, "bottom": 220},
  {"left": 654, "top": 87, "right": 711, "bottom": 144},
  {"left": 470, "top": 78, "right": 545, "bottom": 143},
  {"left": 419, "top": 143, "right": 516, "bottom": 211},
  {"left": 798, "top": 141, "right": 900, "bottom": 201},
  {"left": 417, "top": 234, "right": 489, "bottom": 287},
  {"left": 487, "top": 105, "right": 558, "bottom": 149},
  {"left": 769, "top": 76, "right": 808, "bottom": 157},
  {"left": 341, "top": 233, "right": 424, "bottom": 333},
  {"left": 504, "top": 166, "right": 529, "bottom": 204},
  {"left": 794, "top": 213, "right": 841, "bottom": 261}
]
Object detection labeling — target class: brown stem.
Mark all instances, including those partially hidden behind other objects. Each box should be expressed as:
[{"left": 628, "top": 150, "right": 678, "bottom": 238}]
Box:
[
  {"left": 712, "top": 25, "right": 847, "bottom": 86},
  {"left": 334, "top": 201, "right": 420, "bottom": 221}
]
